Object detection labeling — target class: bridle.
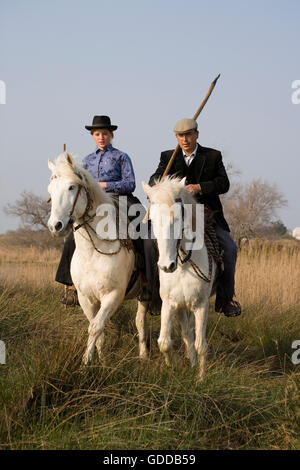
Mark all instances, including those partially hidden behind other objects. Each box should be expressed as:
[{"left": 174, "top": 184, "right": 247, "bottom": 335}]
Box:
[
  {"left": 174, "top": 197, "right": 195, "bottom": 265},
  {"left": 71, "top": 185, "right": 95, "bottom": 232},
  {"left": 49, "top": 174, "right": 131, "bottom": 256},
  {"left": 49, "top": 173, "right": 95, "bottom": 230},
  {"left": 174, "top": 197, "right": 212, "bottom": 281},
  {"left": 149, "top": 197, "right": 195, "bottom": 266},
  {"left": 150, "top": 197, "right": 212, "bottom": 282}
]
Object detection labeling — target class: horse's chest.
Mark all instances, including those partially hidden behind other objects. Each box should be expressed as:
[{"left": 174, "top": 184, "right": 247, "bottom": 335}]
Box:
[
  {"left": 70, "top": 249, "right": 134, "bottom": 297},
  {"left": 160, "top": 271, "right": 199, "bottom": 301},
  {"left": 159, "top": 266, "right": 211, "bottom": 308}
]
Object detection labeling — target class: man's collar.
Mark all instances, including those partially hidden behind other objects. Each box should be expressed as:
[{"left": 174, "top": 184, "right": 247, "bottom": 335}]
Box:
[
  {"left": 182, "top": 143, "right": 198, "bottom": 157},
  {"left": 95, "top": 144, "right": 113, "bottom": 154}
]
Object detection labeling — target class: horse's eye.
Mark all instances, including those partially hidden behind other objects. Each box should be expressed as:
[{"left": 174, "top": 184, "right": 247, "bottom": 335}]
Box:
[{"left": 69, "top": 185, "right": 75, "bottom": 191}]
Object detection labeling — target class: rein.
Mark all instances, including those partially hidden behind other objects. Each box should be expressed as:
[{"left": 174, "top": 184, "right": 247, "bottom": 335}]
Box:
[
  {"left": 174, "top": 197, "right": 195, "bottom": 264},
  {"left": 178, "top": 247, "right": 212, "bottom": 282},
  {"left": 176, "top": 197, "right": 212, "bottom": 282},
  {"left": 71, "top": 185, "right": 118, "bottom": 255},
  {"left": 70, "top": 184, "right": 132, "bottom": 256}
]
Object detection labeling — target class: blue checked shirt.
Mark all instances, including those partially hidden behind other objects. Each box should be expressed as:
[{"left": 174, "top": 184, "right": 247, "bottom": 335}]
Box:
[{"left": 82, "top": 144, "right": 136, "bottom": 195}]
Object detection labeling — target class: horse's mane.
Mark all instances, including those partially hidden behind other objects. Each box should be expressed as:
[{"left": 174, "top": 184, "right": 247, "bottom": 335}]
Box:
[
  {"left": 53, "top": 153, "right": 114, "bottom": 207},
  {"left": 150, "top": 175, "right": 196, "bottom": 206},
  {"left": 148, "top": 176, "right": 200, "bottom": 232}
]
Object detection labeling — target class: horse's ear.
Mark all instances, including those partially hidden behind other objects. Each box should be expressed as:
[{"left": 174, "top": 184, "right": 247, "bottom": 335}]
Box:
[
  {"left": 180, "top": 177, "right": 186, "bottom": 186},
  {"left": 66, "top": 153, "right": 75, "bottom": 168},
  {"left": 142, "top": 181, "right": 151, "bottom": 197},
  {"left": 142, "top": 209, "right": 150, "bottom": 224},
  {"left": 48, "top": 159, "right": 55, "bottom": 173}
]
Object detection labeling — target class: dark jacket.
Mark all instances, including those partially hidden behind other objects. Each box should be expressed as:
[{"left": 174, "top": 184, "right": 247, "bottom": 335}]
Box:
[{"left": 148, "top": 144, "right": 230, "bottom": 232}]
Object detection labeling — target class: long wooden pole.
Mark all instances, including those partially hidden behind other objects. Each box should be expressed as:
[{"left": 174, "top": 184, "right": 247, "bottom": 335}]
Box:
[
  {"left": 161, "top": 74, "right": 220, "bottom": 179},
  {"left": 144, "top": 75, "right": 220, "bottom": 220}
]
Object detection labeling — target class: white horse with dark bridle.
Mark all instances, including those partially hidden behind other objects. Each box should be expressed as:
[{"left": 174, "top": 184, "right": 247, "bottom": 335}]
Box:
[
  {"left": 47, "top": 153, "right": 149, "bottom": 364},
  {"left": 142, "top": 177, "right": 217, "bottom": 379}
]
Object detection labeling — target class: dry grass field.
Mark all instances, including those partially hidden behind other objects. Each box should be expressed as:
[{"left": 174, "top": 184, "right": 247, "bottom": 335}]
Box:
[{"left": 0, "top": 236, "right": 299, "bottom": 449}]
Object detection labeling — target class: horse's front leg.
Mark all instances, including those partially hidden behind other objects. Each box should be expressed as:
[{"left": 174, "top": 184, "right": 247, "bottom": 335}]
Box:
[
  {"left": 158, "top": 301, "right": 175, "bottom": 367},
  {"left": 77, "top": 290, "right": 100, "bottom": 318},
  {"left": 77, "top": 292, "right": 107, "bottom": 361},
  {"left": 176, "top": 309, "right": 197, "bottom": 367},
  {"left": 82, "top": 291, "right": 122, "bottom": 365},
  {"left": 135, "top": 300, "right": 149, "bottom": 359},
  {"left": 193, "top": 300, "right": 209, "bottom": 380},
  {"left": 77, "top": 292, "right": 104, "bottom": 362}
]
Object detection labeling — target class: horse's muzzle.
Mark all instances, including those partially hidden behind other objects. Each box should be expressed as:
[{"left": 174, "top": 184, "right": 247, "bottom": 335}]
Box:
[
  {"left": 48, "top": 218, "right": 73, "bottom": 237},
  {"left": 158, "top": 261, "right": 177, "bottom": 273}
]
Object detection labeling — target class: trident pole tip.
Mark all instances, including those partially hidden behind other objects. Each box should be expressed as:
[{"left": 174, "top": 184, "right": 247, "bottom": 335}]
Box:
[{"left": 212, "top": 74, "right": 221, "bottom": 85}]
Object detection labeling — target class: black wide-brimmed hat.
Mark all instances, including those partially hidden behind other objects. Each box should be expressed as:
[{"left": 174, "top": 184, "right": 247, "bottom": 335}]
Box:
[{"left": 85, "top": 115, "right": 118, "bottom": 131}]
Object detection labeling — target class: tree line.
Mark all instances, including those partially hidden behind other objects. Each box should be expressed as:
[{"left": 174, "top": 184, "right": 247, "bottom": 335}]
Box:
[{"left": 3, "top": 163, "right": 289, "bottom": 245}]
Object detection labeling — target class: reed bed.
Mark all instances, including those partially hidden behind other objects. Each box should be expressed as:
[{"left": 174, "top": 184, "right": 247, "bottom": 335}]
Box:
[
  {"left": 0, "top": 239, "right": 299, "bottom": 449},
  {"left": 236, "top": 239, "right": 300, "bottom": 310},
  {"left": 0, "top": 243, "right": 60, "bottom": 264}
]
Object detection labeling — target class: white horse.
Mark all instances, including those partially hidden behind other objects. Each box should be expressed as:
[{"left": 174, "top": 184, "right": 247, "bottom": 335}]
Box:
[
  {"left": 142, "top": 177, "right": 217, "bottom": 379},
  {"left": 47, "top": 153, "right": 149, "bottom": 364}
]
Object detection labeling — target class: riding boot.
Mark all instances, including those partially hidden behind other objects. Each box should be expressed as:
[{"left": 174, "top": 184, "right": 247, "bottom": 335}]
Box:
[
  {"left": 214, "top": 224, "right": 241, "bottom": 317},
  {"left": 60, "top": 286, "right": 80, "bottom": 307}
]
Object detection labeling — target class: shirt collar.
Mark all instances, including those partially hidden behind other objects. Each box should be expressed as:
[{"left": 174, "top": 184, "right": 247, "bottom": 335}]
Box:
[
  {"left": 182, "top": 143, "right": 198, "bottom": 158},
  {"left": 95, "top": 144, "right": 114, "bottom": 154}
]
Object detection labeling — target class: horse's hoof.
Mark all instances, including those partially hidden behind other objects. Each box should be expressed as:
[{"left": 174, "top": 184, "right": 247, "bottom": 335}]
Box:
[
  {"left": 139, "top": 352, "right": 149, "bottom": 360},
  {"left": 196, "top": 368, "right": 205, "bottom": 383},
  {"left": 82, "top": 352, "right": 92, "bottom": 366},
  {"left": 164, "top": 356, "right": 174, "bottom": 367},
  {"left": 78, "top": 365, "right": 88, "bottom": 376}
]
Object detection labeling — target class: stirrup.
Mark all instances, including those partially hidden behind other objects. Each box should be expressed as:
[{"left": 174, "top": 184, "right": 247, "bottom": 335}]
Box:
[
  {"left": 60, "top": 288, "right": 80, "bottom": 307},
  {"left": 223, "top": 300, "right": 242, "bottom": 317},
  {"left": 215, "top": 298, "right": 242, "bottom": 317}
]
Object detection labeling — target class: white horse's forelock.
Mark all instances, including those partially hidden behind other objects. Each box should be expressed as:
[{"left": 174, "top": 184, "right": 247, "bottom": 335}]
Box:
[
  {"left": 150, "top": 175, "right": 195, "bottom": 206},
  {"left": 52, "top": 152, "right": 114, "bottom": 207}
]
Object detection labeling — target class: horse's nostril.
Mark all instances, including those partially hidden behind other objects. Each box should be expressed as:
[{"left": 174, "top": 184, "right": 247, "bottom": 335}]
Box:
[
  {"left": 158, "top": 262, "right": 176, "bottom": 273},
  {"left": 55, "top": 221, "right": 63, "bottom": 232},
  {"left": 169, "top": 262, "right": 176, "bottom": 271}
]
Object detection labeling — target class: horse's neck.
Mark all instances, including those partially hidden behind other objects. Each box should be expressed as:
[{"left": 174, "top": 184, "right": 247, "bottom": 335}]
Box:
[
  {"left": 180, "top": 232, "right": 207, "bottom": 260},
  {"left": 73, "top": 199, "right": 120, "bottom": 254}
]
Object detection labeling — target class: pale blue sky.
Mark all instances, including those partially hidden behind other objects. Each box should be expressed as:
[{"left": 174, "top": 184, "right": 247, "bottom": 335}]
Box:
[{"left": 0, "top": 0, "right": 299, "bottom": 233}]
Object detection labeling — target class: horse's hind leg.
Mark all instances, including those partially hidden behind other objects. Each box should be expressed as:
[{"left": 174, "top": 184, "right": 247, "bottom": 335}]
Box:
[
  {"left": 176, "top": 310, "right": 197, "bottom": 367},
  {"left": 158, "top": 301, "right": 175, "bottom": 366},
  {"left": 82, "top": 291, "right": 121, "bottom": 365},
  {"left": 193, "top": 300, "right": 209, "bottom": 380},
  {"left": 135, "top": 300, "right": 149, "bottom": 359}
]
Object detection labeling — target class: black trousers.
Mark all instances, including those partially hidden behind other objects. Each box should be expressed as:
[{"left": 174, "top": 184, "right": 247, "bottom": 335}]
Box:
[{"left": 214, "top": 224, "right": 237, "bottom": 302}]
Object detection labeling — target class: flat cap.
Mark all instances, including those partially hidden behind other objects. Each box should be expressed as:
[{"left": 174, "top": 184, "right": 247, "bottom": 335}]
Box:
[{"left": 174, "top": 118, "right": 198, "bottom": 134}]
